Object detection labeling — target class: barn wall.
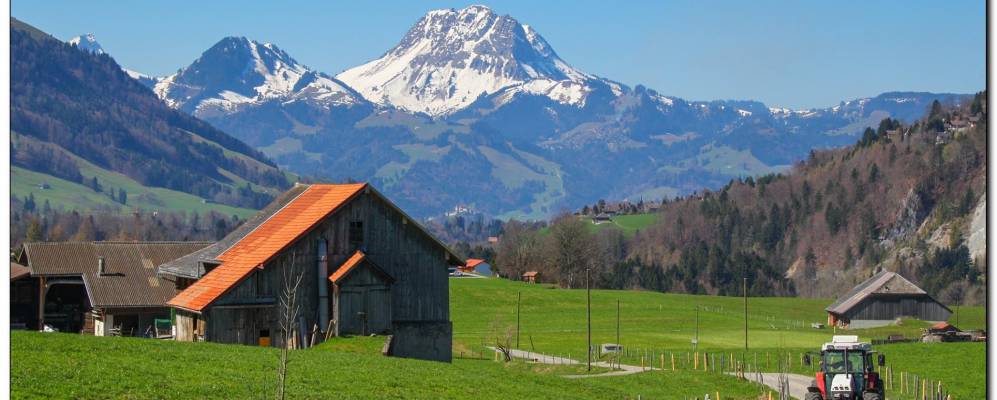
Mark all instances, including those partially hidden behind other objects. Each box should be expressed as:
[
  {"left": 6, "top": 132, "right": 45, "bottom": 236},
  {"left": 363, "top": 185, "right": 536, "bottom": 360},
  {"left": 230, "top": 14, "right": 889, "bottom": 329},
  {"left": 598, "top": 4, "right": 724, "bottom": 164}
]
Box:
[
  {"left": 847, "top": 295, "right": 952, "bottom": 322},
  {"left": 203, "top": 190, "right": 451, "bottom": 359},
  {"left": 205, "top": 306, "right": 277, "bottom": 347},
  {"left": 175, "top": 311, "right": 196, "bottom": 342}
]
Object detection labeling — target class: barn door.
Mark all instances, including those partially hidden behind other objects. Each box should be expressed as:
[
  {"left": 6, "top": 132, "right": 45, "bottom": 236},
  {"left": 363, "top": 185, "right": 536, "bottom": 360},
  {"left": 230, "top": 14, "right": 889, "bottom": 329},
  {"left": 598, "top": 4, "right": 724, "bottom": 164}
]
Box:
[{"left": 364, "top": 286, "right": 391, "bottom": 334}]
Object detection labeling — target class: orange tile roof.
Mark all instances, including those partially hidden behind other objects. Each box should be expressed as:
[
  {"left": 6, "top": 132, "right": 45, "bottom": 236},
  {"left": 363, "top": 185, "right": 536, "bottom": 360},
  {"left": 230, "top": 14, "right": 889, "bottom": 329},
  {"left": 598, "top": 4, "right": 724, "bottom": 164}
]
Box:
[
  {"left": 465, "top": 258, "right": 484, "bottom": 268},
  {"left": 329, "top": 250, "right": 365, "bottom": 284},
  {"left": 168, "top": 183, "right": 367, "bottom": 312}
]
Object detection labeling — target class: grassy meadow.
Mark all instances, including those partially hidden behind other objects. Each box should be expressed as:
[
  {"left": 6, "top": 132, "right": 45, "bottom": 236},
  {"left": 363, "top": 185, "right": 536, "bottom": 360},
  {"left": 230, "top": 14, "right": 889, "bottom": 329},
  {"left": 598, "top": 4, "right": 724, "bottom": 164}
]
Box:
[{"left": 10, "top": 276, "right": 985, "bottom": 399}]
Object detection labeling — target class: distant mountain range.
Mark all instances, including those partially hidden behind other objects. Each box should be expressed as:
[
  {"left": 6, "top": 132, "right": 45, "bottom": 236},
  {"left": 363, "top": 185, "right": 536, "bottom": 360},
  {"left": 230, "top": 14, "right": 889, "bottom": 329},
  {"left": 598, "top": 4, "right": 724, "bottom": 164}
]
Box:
[
  {"left": 10, "top": 18, "right": 290, "bottom": 216},
  {"left": 56, "top": 6, "right": 974, "bottom": 218}
]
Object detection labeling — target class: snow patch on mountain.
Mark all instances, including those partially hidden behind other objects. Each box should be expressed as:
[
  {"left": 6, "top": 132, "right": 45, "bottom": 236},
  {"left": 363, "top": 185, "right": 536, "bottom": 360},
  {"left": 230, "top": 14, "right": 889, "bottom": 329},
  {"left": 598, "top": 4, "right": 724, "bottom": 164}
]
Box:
[
  {"left": 337, "top": 5, "right": 609, "bottom": 116},
  {"left": 154, "top": 37, "right": 363, "bottom": 114},
  {"left": 68, "top": 33, "right": 104, "bottom": 55}
]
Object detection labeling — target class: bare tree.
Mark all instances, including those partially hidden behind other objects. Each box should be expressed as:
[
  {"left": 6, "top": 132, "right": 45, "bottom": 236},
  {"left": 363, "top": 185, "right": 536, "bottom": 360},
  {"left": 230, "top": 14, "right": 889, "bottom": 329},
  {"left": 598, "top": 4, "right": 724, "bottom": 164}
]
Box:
[
  {"left": 276, "top": 252, "right": 303, "bottom": 400},
  {"left": 489, "top": 317, "right": 515, "bottom": 362}
]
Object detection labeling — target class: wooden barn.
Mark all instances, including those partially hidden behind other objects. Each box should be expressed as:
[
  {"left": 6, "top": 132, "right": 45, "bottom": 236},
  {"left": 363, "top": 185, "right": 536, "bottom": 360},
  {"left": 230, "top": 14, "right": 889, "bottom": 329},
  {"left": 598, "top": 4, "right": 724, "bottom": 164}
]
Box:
[
  {"left": 522, "top": 271, "right": 540, "bottom": 283},
  {"left": 161, "top": 183, "right": 459, "bottom": 362},
  {"left": 15, "top": 241, "right": 211, "bottom": 336},
  {"left": 826, "top": 270, "right": 951, "bottom": 329}
]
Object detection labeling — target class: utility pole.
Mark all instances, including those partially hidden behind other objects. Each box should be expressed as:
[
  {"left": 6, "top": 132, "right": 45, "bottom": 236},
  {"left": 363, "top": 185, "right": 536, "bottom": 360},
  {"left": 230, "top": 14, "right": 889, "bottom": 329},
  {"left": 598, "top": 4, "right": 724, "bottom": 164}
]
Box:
[
  {"left": 616, "top": 299, "right": 620, "bottom": 346},
  {"left": 743, "top": 277, "right": 748, "bottom": 352},
  {"left": 516, "top": 291, "right": 521, "bottom": 348},
  {"left": 694, "top": 305, "right": 699, "bottom": 353},
  {"left": 587, "top": 266, "right": 592, "bottom": 372}
]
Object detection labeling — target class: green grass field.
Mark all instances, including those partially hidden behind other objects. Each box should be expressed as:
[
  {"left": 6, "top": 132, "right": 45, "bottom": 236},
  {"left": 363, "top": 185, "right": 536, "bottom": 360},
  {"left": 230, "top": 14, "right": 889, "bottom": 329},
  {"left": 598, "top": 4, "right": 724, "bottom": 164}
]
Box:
[
  {"left": 10, "top": 277, "right": 984, "bottom": 399},
  {"left": 450, "top": 278, "right": 985, "bottom": 397},
  {"left": 11, "top": 332, "right": 767, "bottom": 399}
]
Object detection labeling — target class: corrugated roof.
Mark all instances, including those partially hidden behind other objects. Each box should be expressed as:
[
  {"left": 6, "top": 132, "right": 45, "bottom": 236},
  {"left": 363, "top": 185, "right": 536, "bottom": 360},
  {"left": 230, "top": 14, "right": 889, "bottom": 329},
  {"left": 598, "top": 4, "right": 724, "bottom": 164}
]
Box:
[
  {"left": 10, "top": 262, "right": 30, "bottom": 281},
  {"left": 168, "top": 183, "right": 367, "bottom": 312},
  {"left": 329, "top": 251, "right": 366, "bottom": 284},
  {"left": 158, "top": 185, "right": 310, "bottom": 279},
  {"left": 825, "top": 270, "right": 941, "bottom": 314},
  {"left": 21, "top": 241, "right": 211, "bottom": 308}
]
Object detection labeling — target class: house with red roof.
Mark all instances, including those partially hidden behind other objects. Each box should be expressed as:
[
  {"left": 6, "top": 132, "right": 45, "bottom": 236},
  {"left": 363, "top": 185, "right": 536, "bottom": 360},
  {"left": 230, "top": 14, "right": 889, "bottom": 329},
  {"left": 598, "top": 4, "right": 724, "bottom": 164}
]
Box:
[
  {"left": 159, "top": 183, "right": 461, "bottom": 362},
  {"left": 458, "top": 259, "right": 492, "bottom": 276}
]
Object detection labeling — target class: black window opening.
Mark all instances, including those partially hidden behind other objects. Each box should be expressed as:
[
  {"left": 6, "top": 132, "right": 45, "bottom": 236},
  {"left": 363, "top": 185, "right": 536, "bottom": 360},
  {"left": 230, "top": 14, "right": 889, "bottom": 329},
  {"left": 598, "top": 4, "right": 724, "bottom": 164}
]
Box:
[{"left": 349, "top": 221, "right": 364, "bottom": 250}]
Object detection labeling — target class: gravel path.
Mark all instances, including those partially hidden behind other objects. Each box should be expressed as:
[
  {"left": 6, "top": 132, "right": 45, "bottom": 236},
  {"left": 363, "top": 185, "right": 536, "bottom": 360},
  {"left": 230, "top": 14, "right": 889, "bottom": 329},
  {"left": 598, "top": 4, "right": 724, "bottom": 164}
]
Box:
[
  {"left": 491, "top": 347, "right": 657, "bottom": 378},
  {"left": 737, "top": 372, "right": 813, "bottom": 399}
]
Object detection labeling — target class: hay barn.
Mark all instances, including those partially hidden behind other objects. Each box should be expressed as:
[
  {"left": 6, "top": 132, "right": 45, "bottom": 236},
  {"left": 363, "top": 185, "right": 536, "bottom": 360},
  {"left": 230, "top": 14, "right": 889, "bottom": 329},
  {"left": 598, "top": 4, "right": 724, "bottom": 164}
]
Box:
[
  {"left": 161, "top": 183, "right": 459, "bottom": 362},
  {"left": 826, "top": 270, "right": 951, "bottom": 329}
]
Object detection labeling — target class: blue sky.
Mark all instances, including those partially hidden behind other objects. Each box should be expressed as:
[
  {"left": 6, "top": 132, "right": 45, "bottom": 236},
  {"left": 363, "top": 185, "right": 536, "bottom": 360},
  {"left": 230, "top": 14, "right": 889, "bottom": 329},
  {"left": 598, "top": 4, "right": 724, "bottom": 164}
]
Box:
[{"left": 12, "top": 1, "right": 984, "bottom": 109}]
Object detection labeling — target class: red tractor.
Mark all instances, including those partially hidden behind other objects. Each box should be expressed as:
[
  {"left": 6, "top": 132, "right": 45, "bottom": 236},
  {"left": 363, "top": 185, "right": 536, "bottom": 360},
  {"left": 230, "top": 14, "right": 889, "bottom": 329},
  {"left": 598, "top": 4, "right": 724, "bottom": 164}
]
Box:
[{"left": 804, "top": 335, "right": 885, "bottom": 400}]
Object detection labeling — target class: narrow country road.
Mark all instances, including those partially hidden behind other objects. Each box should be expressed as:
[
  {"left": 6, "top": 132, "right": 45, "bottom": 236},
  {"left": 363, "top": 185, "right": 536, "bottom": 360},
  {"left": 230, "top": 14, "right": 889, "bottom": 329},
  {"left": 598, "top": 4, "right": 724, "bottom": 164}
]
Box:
[
  {"left": 737, "top": 372, "right": 813, "bottom": 399},
  {"left": 489, "top": 347, "right": 657, "bottom": 378}
]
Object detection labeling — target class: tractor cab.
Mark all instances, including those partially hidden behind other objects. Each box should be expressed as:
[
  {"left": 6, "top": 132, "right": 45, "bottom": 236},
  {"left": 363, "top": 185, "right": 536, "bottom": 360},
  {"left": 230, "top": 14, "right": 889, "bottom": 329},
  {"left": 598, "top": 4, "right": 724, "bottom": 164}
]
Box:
[{"left": 805, "top": 335, "right": 885, "bottom": 400}]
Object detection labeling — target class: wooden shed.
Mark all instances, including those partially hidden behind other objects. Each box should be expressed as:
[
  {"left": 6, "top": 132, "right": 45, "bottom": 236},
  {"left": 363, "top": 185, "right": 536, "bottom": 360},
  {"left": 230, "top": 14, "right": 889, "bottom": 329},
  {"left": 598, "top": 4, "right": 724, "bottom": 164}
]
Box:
[
  {"left": 826, "top": 270, "right": 951, "bottom": 329},
  {"left": 161, "top": 183, "right": 460, "bottom": 362},
  {"left": 522, "top": 271, "right": 540, "bottom": 283},
  {"left": 16, "top": 241, "right": 210, "bottom": 336}
]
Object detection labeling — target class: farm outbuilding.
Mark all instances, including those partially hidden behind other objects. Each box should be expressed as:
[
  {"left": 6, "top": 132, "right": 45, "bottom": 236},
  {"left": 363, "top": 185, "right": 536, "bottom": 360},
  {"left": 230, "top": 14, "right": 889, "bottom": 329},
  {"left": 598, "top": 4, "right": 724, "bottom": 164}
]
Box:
[
  {"left": 826, "top": 270, "right": 951, "bottom": 329},
  {"left": 11, "top": 261, "right": 39, "bottom": 330},
  {"left": 458, "top": 259, "right": 492, "bottom": 276},
  {"left": 16, "top": 241, "right": 211, "bottom": 336},
  {"left": 522, "top": 271, "right": 540, "bottom": 283},
  {"left": 161, "top": 183, "right": 459, "bottom": 362}
]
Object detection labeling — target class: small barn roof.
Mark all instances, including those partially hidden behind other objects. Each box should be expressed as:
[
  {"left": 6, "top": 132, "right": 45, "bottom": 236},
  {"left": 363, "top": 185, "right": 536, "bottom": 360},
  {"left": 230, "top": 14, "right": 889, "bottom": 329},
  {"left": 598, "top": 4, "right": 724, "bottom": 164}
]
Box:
[
  {"left": 20, "top": 241, "right": 211, "bottom": 308},
  {"left": 168, "top": 183, "right": 459, "bottom": 313},
  {"left": 10, "top": 261, "right": 30, "bottom": 281},
  {"left": 328, "top": 250, "right": 393, "bottom": 284},
  {"left": 522, "top": 271, "right": 539, "bottom": 277},
  {"left": 825, "top": 270, "right": 949, "bottom": 315}
]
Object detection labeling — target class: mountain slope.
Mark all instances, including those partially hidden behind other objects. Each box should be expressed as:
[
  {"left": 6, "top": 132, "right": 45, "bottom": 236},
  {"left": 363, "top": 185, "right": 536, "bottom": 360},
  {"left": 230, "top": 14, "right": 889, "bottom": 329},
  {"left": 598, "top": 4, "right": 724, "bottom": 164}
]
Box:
[
  {"left": 337, "top": 5, "right": 616, "bottom": 116},
  {"left": 132, "top": 5, "right": 972, "bottom": 219},
  {"left": 10, "top": 19, "right": 291, "bottom": 212}
]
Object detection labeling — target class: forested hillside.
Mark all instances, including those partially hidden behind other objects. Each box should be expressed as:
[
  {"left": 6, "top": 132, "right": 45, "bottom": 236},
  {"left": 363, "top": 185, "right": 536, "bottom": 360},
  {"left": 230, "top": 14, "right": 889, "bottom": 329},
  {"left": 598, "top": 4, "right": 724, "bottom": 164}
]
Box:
[
  {"left": 10, "top": 19, "right": 290, "bottom": 211},
  {"left": 493, "top": 94, "right": 987, "bottom": 305}
]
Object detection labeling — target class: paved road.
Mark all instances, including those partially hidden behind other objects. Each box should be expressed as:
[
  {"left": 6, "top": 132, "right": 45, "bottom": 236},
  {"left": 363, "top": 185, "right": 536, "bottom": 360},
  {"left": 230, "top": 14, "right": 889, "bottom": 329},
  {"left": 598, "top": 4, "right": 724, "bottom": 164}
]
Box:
[
  {"left": 738, "top": 372, "right": 813, "bottom": 399},
  {"left": 490, "top": 347, "right": 656, "bottom": 378}
]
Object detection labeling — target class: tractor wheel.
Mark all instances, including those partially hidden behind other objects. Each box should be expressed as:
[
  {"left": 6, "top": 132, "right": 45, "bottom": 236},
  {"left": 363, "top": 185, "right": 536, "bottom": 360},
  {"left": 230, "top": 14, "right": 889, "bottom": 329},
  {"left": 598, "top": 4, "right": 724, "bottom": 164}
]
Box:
[
  {"left": 862, "top": 392, "right": 882, "bottom": 400},
  {"left": 804, "top": 392, "right": 823, "bottom": 400}
]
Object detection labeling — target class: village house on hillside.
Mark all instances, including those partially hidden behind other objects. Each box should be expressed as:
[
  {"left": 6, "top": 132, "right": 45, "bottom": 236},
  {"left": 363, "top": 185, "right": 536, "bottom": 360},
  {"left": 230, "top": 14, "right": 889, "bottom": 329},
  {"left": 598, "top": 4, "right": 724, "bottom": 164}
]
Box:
[
  {"left": 159, "top": 183, "right": 460, "bottom": 362},
  {"left": 826, "top": 270, "right": 951, "bottom": 329},
  {"left": 458, "top": 259, "right": 492, "bottom": 276},
  {"left": 14, "top": 241, "right": 211, "bottom": 336}
]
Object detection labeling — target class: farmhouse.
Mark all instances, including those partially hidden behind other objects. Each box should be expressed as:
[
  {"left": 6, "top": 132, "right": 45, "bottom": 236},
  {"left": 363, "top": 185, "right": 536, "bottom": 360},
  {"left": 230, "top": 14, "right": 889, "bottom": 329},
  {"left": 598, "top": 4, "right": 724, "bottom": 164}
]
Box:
[
  {"left": 826, "top": 270, "right": 951, "bottom": 329},
  {"left": 161, "top": 183, "right": 460, "bottom": 362},
  {"left": 458, "top": 258, "right": 492, "bottom": 276},
  {"left": 15, "top": 241, "right": 211, "bottom": 336}
]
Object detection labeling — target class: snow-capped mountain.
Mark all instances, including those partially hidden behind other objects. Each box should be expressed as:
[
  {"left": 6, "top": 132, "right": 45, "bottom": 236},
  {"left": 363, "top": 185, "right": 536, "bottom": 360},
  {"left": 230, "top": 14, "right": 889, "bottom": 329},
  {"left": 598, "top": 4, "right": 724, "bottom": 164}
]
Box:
[
  {"left": 68, "top": 33, "right": 105, "bottom": 54},
  {"left": 337, "top": 5, "right": 619, "bottom": 116},
  {"left": 122, "top": 5, "right": 970, "bottom": 219},
  {"left": 154, "top": 37, "right": 365, "bottom": 116}
]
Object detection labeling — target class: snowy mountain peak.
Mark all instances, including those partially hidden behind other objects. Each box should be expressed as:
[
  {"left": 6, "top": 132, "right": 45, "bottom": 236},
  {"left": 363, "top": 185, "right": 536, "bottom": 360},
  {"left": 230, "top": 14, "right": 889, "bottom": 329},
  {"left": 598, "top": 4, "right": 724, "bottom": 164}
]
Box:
[
  {"left": 68, "top": 33, "right": 105, "bottom": 55},
  {"left": 154, "top": 36, "right": 363, "bottom": 114},
  {"left": 337, "top": 5, "right": 595, "bottom": 116}
]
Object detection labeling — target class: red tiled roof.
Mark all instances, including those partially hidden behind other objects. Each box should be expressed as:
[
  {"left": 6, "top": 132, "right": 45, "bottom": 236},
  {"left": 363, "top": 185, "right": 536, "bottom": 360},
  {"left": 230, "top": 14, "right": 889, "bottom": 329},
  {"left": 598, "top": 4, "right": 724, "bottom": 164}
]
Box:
[
  {"left": 168, "top": 183, "right": 367, "bottom": 312},
  {"left": 329, "top": 251, "right": 365, "bottom": 284},
  {"left": 465, "top": 259, "right": 484, "bottom": 268},
  {"left": 522, "top": 271, "right": 539, "bottom": 277},
  {"left": 10, "top": 262, "right": 30, "bottom": 281},
  {"left": 931, "top": 322, "right": 953, "bottom": 330}
]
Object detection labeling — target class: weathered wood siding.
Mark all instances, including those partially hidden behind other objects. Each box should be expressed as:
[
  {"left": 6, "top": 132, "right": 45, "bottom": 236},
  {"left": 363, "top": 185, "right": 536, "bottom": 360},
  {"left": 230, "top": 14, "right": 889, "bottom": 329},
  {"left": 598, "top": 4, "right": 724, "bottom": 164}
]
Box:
[
  {"left": 846, "top": 294, "right": 951, "bottom": 322},
  {"left": 335, "top": 260, "right": 392, "bottom": 335},
  {"left": 175, "top": 311, "right": 196, "bottom": 342},
  {"left": 203, "top": 190, "right": 449, "bottom": 349}
]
